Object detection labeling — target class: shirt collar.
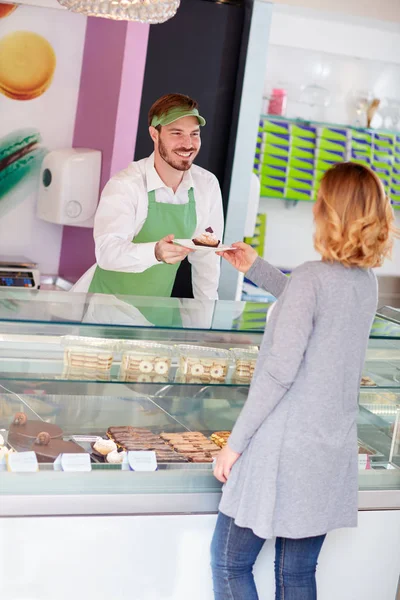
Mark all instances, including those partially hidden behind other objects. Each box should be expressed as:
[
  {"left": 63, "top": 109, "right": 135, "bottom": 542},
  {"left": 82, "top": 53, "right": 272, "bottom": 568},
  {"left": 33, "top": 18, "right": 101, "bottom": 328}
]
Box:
[{"left": 145, "top": 153, "right": 195, "bottom": 193}]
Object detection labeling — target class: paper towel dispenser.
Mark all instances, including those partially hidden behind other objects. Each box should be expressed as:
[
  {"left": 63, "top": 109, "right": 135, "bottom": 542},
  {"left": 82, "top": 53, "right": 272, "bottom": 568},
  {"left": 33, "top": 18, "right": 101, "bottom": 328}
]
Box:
[{"left": 37, "top": 148, "right": 102, "bottom": 228}]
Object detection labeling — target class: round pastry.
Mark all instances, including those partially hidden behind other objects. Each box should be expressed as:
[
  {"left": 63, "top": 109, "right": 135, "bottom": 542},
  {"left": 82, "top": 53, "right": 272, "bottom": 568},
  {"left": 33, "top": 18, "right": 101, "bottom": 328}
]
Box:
[
  {"left": 137, "top": 374, "right": 152, "bottom": 382},
  {"left": 0, "top": 31, "right": 56, "bottom": 100},
  {"left": 106, "top": 450, "right": 126, "bottom": 464},
  {"left": 190, "top": 363, "right": 205, "bottom": 376},
  {"left": 93, "top": 438, "right": 117, "bottom": 456},
  {"left": 0, "top": 3, "right": 17, "bottom": 18},
  {"left": 34, "top": 431, "right": 51, "bottom": 446},
  {"left": 210, "top": 365, "right": 224, "bottom": 379},
  {"left": 139, "top": 360, "right": 154, "bottom": 374},
  {"left": 154, "top": 360, "right": 169, "bottom": 375},
  {"left": 13, "top": 412, "right": 27, "bottom": 425},
  {"left": 201, "top": 360, "right": 214, "bottom": 368}
]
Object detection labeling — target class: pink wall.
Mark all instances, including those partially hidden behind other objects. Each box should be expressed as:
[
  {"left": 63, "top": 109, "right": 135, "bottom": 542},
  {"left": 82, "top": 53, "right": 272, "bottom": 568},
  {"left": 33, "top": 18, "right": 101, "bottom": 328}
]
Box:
[{"left": 58, "top": 17, "right": 149, "bottom": 282}]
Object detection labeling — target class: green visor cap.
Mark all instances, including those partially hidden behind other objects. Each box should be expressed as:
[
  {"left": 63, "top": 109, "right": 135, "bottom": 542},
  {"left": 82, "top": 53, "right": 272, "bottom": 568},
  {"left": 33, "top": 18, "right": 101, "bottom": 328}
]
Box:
[{"left": 151, "top": 107, "right": 206, "bottom": 128}]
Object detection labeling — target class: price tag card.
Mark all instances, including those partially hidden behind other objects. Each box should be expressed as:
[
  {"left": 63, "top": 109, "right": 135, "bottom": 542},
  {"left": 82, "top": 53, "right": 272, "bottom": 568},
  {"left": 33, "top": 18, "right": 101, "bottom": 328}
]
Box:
[
  {"left": 7, "top": 451, "right": 38, "bottom": 473},
  {"left": 61, "top": 453, "right": 91, "bottom": 472},
  {"left": 358, "top": 454, "right": 371, "bottom": 470},
  {"left": 127, "top": 451, "right": 157, "bottom": 472}
]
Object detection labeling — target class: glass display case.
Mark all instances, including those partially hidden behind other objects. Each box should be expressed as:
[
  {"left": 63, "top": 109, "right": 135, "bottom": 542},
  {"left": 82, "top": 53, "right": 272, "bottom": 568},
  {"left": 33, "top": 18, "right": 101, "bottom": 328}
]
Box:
[{"left": 0, "top": 290, "right": 399, "bottom": 516}]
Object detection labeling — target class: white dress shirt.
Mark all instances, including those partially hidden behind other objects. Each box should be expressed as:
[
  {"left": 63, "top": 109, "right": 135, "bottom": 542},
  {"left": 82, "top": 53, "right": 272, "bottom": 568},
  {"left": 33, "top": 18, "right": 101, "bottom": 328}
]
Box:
[{"left": 72, "top": 154, "right": 224, "bottom": 300}]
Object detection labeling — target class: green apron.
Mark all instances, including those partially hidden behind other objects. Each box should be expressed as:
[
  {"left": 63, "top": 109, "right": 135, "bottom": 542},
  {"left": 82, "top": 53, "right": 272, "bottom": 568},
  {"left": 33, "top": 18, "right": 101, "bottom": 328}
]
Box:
[{"left": 88, "top": 187, "right": 197, "bottom": 326}]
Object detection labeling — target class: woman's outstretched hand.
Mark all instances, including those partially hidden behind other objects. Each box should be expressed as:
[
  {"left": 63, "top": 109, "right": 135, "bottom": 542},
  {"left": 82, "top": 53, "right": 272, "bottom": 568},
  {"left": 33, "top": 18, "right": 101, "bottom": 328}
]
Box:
[
  {"left": 213, "top": 444, "right": 241, "bottom": 483},
  {"left": 218, "top": 242, "right": 258, "bottom": 274}
]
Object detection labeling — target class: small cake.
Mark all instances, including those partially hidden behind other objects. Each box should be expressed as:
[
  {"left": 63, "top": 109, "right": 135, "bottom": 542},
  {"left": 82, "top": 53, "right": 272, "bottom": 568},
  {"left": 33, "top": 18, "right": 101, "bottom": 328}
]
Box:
[
  {"left": 192, "top": 227, "right": 220, "bottom": 248},
  {"left": 106, "top": 450, "right": 126, "bottom": 464},
  {"left": 93, "top": 438, "right": 117, "bottom": 456}
]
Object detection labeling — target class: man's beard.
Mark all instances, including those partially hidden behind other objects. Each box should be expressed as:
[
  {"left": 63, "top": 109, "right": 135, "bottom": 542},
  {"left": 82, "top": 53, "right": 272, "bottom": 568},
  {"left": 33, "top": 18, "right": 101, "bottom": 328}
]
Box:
[{"left": 158, "top": 138, "right": 196, "bottom": 172}]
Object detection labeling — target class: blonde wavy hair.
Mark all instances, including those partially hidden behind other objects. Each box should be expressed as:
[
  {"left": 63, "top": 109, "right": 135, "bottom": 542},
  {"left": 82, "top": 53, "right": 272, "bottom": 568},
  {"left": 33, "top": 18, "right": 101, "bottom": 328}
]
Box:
[{"left": 314, "top": 162, "right": 397, "bottom": 268}]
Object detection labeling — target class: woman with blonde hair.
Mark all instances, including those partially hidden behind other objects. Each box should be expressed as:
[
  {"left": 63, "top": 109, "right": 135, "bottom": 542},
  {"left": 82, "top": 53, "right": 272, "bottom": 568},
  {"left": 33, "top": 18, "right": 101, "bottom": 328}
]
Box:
[{"left": 211, "top": 162, "right": 396, "bottom": 600}]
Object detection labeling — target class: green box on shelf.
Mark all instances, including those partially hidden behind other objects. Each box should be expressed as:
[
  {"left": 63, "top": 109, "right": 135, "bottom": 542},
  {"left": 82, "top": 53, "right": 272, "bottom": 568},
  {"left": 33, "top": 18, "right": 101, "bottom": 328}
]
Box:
[
  {"left": 351, "top": 140, "right": 373, "bottom": 153},
  {"left": 285, "top": 187, "right": 315, "bottom": 202},
  {"left": 287, "top": 166, "right": 314, "bottom": 181},
  {"left": 259, "top": 119, "right": 290, "bottom": 135},
  {"left": 316, "top": 149, "right": 346, "bottom": 163},
  {"left": 291, "top": 147, "right": 315, "bottom": 160},
  {"left": 373, "top": 159, "right": 394, "bottom": 170},
  {"left": 260, "top": 185, "right": 285, "bottom": 198},
  {"left": 288, "top": 156, "right": 315, "bottom": 170},
  {"left": 318, "top": 138, "right": 347, "bottom": 154},
  {"left": 261, "top": 143, "right": 290, "bottom": 157},
  {"left": 390, "top": 192, "right": 400, "bottom": 209},
  {"left": 351, "top": 133, "right": 372, "bottom": 146},
  {"left": 261, "top": 175, "right": 287, "bottom": 188},
  {"left": 373, "top": 152, "right": 394, "bottom": 164},
  {"left": 373, "top": 139, "right": 394, "bottom": 151},
  {"left": 261, "top": 154, "right": 289, "bottom": 167},
  {"left": 318, "top": 126, "right": 348, "bottom": 142},
  {"left": 315, "top": 159, "right": 334, "bottom": 172},
  {"left": 260, "top": 164, "right": 287, "bottom": 178},
  {"left": 263, "top": 133, "right": 290, "bottom": 147},
  {"left": 287, "top": 177, "right": 313, "bottom": 191},
  {"left": 352, "top": 158, "right": 371, "bottom": 167},
  {"left": 291, "top": 136, "right": 316, "bottom": 150},
  {"left": 351, "top": 129, "right": 372, "bottom": 142},
  {"left": 291, "top": 124, "right": 317, "bottom": 139},
  {"left": 391, "top": 181, "right": 400, "bottom": 193},
  {"left": 373, "top": 131, "right": 396, "bottom": 146}
]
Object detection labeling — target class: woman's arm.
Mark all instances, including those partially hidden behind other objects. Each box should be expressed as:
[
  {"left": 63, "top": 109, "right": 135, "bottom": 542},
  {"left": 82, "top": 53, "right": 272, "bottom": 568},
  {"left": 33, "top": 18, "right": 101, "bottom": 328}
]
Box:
[
  {"left": 219, "top": 243, "right": 288, "bottom": 298},
  {"left": 228, "top": 265, "right": 318, "bottom": 454}
]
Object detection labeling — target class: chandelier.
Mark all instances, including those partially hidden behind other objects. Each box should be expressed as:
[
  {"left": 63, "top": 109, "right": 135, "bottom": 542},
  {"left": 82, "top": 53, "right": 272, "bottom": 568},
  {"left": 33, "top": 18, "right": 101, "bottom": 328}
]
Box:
[{"left": 57, "top": 0, "right": 180, "bottom": 23}]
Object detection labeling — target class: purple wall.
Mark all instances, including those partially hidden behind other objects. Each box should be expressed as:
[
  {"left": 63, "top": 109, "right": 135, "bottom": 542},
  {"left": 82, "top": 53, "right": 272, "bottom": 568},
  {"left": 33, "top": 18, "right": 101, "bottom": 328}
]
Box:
[{"left": 58, "top": 17, "right": 149, "bottom": 282}]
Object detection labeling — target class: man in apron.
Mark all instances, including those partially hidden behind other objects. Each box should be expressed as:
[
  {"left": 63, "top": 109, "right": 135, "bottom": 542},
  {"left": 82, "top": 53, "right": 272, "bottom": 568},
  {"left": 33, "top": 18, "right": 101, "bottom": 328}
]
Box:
[{"left": 72, "top": 93, "right": 224, "bottom": 316}]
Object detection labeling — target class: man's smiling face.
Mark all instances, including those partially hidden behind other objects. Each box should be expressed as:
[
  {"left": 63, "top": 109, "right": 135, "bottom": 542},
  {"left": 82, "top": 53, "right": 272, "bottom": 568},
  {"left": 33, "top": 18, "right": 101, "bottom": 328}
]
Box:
[{"left": 156, "top": 116, "right": 201, "bottom": 171}]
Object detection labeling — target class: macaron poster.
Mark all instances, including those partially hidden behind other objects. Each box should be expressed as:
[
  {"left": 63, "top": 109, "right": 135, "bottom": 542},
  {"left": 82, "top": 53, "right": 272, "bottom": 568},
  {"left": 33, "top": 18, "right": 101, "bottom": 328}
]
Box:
[{"left": 0, "top": 2, "right": 86, "bottom": 269}]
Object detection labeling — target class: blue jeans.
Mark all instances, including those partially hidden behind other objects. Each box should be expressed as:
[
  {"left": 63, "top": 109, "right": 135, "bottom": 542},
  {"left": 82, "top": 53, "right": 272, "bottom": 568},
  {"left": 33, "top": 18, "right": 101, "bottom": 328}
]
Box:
[{"left": 211, "top": 512, "right": 326, "bottom": 600}]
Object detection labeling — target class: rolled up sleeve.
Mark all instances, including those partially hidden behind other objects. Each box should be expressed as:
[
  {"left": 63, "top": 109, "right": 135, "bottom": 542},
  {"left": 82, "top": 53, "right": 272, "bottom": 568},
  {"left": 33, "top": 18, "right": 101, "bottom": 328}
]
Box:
[{"left": 228, "top": 267, "right": 318, "bottom": 453}]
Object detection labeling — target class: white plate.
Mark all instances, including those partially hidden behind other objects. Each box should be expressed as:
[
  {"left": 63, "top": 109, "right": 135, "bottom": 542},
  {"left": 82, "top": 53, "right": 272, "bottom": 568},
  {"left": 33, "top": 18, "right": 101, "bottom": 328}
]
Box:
[{"left": 173, "top": 239, "right": 236, "bottom": 252}]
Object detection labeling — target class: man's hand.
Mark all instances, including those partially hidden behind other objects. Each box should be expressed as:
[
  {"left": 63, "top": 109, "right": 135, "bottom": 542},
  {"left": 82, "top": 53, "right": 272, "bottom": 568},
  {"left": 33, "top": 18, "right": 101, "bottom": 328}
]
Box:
[
  {"left": 155, "top": 234, "right": 192, "bottom": 264},
  {"left": 213, "top": 444, "right": 241, "bottom": 483},
  {"left": 217, "top": 242, "right": 258, "bottom": 273}
]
